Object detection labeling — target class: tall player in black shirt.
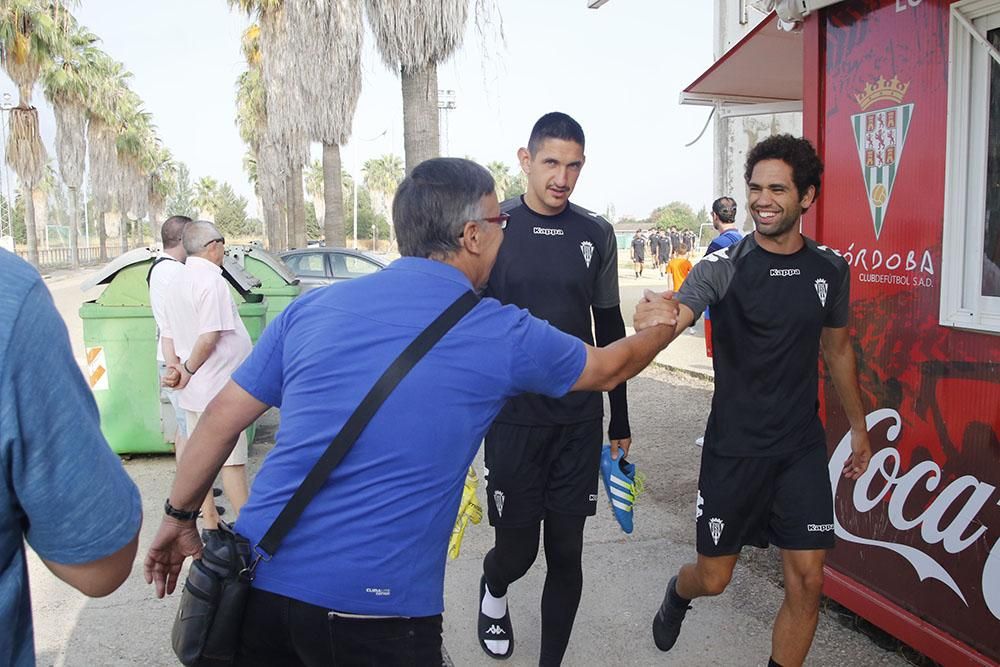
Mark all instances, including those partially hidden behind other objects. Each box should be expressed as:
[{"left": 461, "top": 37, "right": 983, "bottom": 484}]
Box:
[
  {"left": 477, "top": 113, "right": 630, "bottom": 664},
  {"left": 650, "top": 135, "right": 872, "bottom": 667}
]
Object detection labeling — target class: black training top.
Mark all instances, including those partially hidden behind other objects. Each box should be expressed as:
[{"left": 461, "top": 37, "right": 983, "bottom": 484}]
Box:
[
  {"left": 486, "top": 196, "right": 620, "bottom": 426},
  {"left": 678, "top": 234, "right": 850, "bottom": 457}
]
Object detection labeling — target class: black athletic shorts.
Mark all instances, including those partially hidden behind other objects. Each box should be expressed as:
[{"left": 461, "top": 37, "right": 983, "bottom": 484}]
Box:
[
  {"left": 484, "top": 419, "right": 603, "bottom": 526},
  {"left": 695, "top": 444, "right": 835, "bottom": 556}
]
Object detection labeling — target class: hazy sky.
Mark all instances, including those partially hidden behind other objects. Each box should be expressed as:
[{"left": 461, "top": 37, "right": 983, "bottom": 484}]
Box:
[{"left": 1, "top": 0, "right": 717, "bottom": 221}]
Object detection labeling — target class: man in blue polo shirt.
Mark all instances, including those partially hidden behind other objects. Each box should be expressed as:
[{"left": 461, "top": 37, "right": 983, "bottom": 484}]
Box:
[
  {"left": 1, "top": 249, "right": 142, "bottom": 667},
  {"left": 144, "top": 158, "right": 680, "bottom": 665}
]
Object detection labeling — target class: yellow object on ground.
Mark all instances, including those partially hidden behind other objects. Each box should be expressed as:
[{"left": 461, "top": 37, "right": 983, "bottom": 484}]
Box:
[{"left": 449, "top": 466, "right": 483, "bottom": 559}]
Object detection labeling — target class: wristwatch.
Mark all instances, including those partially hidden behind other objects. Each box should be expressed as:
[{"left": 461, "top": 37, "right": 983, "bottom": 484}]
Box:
[
  {"left": 164, "top": 499, "right": 199, "bottom": 521},
  {"left": 182, "top": 360, "right": 196, "bottom": 375}
]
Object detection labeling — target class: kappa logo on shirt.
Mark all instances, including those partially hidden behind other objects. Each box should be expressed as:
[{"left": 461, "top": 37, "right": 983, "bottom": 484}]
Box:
[
  {"left": 533, "top": 226, "right": 564, "bottom": 236},
  {"left": 580, "top": 241, "right": 594, "bottom": 268},
  {"left": 769, "top": 268, "right": 801, "bottom": 277}
]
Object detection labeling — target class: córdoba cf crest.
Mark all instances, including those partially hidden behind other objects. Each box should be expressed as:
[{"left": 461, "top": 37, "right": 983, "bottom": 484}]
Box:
[{"left": 851, "top": 76, "right": 914, "bottom": 240}]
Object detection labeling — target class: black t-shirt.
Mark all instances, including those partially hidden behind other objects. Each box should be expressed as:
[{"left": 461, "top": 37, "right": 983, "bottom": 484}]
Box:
[
  {"left": 678, "top": 234, "right": 850, "bottom": 457},
  {"left": 486, "top": 196, "right": 620, "bottom": 425},
  {"left": 631, "top": 235, "right": 646, "bottom": 260}
]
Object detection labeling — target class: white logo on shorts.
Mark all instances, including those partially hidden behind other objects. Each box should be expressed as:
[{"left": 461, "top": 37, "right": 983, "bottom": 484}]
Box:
[
  {"left": 807, "top": 523, "right": 834, "bottom": 532},
  {"left": 589, "top": 494, "right": 598, "bottom": 502},
  {"left": 580, "top": 241, "right": 594, "bottom": 268},
  {"left": 493, "top": 490, "right": 505, "bottom": 518},
  {"left": 709, "top": 517, "right": 725, "bottom": 546},
  {"left": 696, "top": 490, "right": 704, "bottom": 520}
]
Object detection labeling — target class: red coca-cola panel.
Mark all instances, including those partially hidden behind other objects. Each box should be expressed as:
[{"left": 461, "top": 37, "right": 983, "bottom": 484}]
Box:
[{"left": 811, "top": 0, "right": 1000, "bottom": 663}]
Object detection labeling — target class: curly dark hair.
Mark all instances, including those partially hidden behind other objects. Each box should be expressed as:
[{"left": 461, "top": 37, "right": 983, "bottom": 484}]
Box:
[{"left": 744, "top": 134, "right": 824, "bottom": 200}]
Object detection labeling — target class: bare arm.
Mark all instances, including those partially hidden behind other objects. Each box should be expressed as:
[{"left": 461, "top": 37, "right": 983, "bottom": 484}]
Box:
[
  {"left": 172, "top": 331, "right": 222, "bottom": 389},
  {"left": 820, "top": 326, "right": 871, "bottom": 479},
  {"left": 144, "top": 381, "right": 269, "bottom": 597},
  {"left": 572, "top": 292, "right": 681, "bottom": 392},
  {"left": 42, "top": 530, "right": 141, "bottom": 597}
]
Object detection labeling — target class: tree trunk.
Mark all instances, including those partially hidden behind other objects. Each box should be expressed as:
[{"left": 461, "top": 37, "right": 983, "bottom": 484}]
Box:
[
  {"left": 284, "top": 175, "right": 295, "bottom": 249},
  {"left": 69, "top": 187, "right": 79, "bottom": 268},
  {"left": 32, "top": 189, "right": 48, "bottom": 251},
  {"left": 290, "top": 162, "right": 307, "bottom": 249},
  {"left": 98, "top": 210, "right": 107, "bottom": 261},
  {"left": 263, "top": 190, "right": 282, "bottom": 252},
  {"left": 322, "top": 143, "right": 346, "bottom": 248},
  {"left": 24, "top": 185, "right": 38, "bottom": 267},
  {"left": 401, "top": 63, "right": 440, "bottom": 175},
  {"left": 119, "top": 213, "right": 128, "bottom": 255}
]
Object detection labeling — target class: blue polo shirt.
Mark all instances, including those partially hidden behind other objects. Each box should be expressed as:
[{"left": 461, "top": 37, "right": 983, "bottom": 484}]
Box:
[
  {"left": 233, "top": 257, "right": 586, "bottom": 616},
  {"left": 0, "top": 250, "right": 142, "bottom": 666}
]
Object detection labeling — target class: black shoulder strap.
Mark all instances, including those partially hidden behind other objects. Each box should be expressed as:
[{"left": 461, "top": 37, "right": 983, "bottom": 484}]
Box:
[
  {"left": 255, "top": 289, "right": 479, "bottom": 559},
  {"left": 146, "top": 256, "right": 176, "bottom": 286}
]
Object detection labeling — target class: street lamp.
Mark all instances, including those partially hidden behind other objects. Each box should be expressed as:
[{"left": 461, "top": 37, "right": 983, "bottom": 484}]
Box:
[
  {"left": 352, "top": 129, "right": 388, "bottom": 250},
  {"left": 437, "top": 90, "right": 456, "bottom": 157}
]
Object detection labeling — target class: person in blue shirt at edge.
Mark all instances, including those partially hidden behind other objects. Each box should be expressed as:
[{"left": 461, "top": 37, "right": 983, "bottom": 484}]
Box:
[
  {"left": 0, "top": 249, "right": 143, "bottom": 667},
  {"left": 143, "top": 157, "right": 682, "bottom": 666}
]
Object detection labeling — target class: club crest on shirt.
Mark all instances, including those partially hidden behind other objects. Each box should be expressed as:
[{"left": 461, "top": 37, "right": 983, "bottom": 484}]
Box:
[
  {"left": 493, "top": 490, "right": 505, "bottom": 518},
  {"left": 814, "top": 278, "right": 829, "bottom": 307},
  {"left": 580, "top": 241, "right": 594, "bottom": 268}
]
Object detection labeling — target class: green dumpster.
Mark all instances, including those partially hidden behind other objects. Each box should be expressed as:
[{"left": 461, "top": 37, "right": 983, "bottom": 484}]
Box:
[
  {"left": 226, "top": 244, "right": 300, "bottom": 326},
  {"left": 80, "top": 249, "right": 267, "bottom": 455}
]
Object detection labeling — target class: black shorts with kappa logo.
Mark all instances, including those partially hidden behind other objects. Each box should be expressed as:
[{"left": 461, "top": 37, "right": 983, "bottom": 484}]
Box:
[
  {"left": 484, "top": 419, "right": 603, "bottom": 526},
  {"left": 695, "top": 443, "right": 835, "bottom": 556}
]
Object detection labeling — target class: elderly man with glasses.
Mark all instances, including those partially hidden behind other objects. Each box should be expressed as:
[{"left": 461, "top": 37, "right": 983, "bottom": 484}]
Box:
[
  {"left": 144, "top": 158, "right": 683, "bottom": 666},
  {"left": 160, "top": 220, "right": 251, "bottom": 538}
]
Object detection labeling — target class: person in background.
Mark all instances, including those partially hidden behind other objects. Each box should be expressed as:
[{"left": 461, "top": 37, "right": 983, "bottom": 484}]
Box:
[
  {"left": 161, "top": 221, "right": 252, "bottom": 538},
  {"left": 666, "top": 243, "right": 692, "bottom": 293}
]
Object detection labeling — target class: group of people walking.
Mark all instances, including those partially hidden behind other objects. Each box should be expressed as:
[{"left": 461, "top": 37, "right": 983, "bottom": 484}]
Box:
[{"left": 2, "top": 111, "right": 872, "bottom": 667}]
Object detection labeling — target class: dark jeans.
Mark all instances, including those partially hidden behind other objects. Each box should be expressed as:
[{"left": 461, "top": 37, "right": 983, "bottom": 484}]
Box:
[{"left": 236, "top": 587, "right": 443, "bottom": 666}]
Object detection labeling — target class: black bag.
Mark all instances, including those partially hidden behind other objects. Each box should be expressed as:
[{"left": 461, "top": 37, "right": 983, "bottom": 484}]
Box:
[
  {"left": 169, "top": 290, "right": 478, "bottom": 667},
  {"left": 172, "top": 521, "right": 252, "bottom": 666}
]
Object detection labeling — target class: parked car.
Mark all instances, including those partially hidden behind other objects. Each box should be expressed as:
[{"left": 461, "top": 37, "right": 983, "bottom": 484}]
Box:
[{"left": 278, "top": 247, "right": 388, "bottom": 293}]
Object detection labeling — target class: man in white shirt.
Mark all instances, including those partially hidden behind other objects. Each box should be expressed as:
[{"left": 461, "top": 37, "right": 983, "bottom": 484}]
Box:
[
  {"left": 161, "top": 221, "right": 252, "bottom": 533},
  {"left": 149, "top": 216, "right": 191, "bottom": 458}
]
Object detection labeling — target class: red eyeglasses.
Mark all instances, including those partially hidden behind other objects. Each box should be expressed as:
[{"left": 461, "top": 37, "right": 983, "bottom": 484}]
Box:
[{"left": 476, "top": 213, "right": 510, "bottom": 229}]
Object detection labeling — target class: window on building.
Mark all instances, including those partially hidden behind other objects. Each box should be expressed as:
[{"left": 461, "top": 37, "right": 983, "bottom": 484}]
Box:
[{"left": 941, "top": 2, "right": 1000, "bottom": 332}]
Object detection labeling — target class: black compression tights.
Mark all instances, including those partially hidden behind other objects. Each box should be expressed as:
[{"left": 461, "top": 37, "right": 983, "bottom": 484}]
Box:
[{"left": 483, "top": 512, "right": 587, "bottom": 666}]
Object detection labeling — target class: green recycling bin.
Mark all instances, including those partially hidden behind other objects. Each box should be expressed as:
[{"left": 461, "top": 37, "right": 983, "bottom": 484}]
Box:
[
  {"left": 227, "top": 244, "right": 300, "bottom": 326},
  {"left": 80, "top": 249, "right": 268, "bottom": 455}
]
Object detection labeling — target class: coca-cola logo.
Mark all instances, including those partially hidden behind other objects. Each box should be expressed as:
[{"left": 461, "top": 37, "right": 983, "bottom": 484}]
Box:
[{"left": 829, "top": 408, "right": 1000, "bottom": 619}]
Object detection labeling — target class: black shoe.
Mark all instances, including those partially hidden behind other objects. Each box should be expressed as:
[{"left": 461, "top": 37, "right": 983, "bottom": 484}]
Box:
[
  {"left": 478, "top": 575, "right": 514, "bottom": 660},
  {"left": 652, "top": 576, "right": 691, "bottom": 652}
]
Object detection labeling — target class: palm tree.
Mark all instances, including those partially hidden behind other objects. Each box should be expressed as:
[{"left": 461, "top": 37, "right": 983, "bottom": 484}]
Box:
[
  {"left": 0, "top": 0, "right": 65, "bottom": 266},
  {"left": 229, "top": 0, "right": 308, "bottom": 249},
  {"left": 193, "top": 176, "right": 219, "bottom": 222},
  {"left": 86, "top": 51, "right": 131, "bottom": 260},
  {"left": 364, "top": 0, "right": 470, "bottom": 174},
  {"left": 235, "top": 22, "right": 284, "bottom": 250},
  {"left": 41, "top": 21, "right": 98, "bottom": 267},
  {"left": 486, "top": 160, "right": 513, "bottom": 201},
  {"left": 363, "top": 153, "right": 403, "bottom": 245},
  {"left": 288, "top": 0, "right": 362, "bottom": 247}
]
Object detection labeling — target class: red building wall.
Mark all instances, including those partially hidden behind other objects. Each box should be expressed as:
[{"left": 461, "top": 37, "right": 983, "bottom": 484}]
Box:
[{"left": 808, "top": 0, "right": 1000, "bottom": 663}]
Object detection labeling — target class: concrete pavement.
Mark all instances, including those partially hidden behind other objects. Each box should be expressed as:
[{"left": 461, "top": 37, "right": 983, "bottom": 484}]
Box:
[{"left": 24, "top": 266, "right": 911, "bottom": 667}]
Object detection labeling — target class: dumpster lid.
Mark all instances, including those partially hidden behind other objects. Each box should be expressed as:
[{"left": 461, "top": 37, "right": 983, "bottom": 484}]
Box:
[
  {"left": 81, "top": 248, "right": 158, "bottom": 291},
  {"left": 222, "top": 255, "right": 263, "bottom": 296},
  {"left": 226, "top": 243, "right": 300, "bottom": 285}
]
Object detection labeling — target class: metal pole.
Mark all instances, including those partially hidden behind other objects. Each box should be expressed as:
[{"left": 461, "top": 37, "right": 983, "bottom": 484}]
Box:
[{"left": 352, "top": 140, "right": 358, "bottom": 250}]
